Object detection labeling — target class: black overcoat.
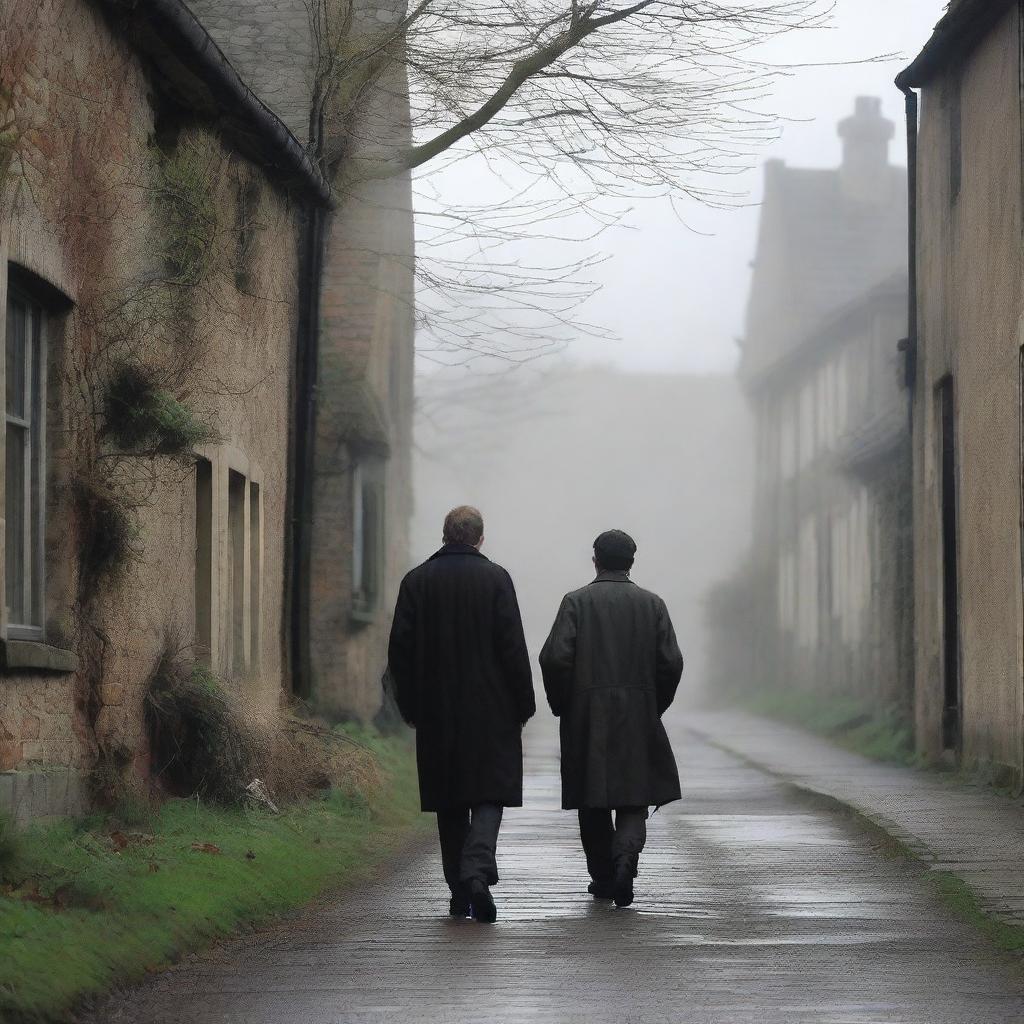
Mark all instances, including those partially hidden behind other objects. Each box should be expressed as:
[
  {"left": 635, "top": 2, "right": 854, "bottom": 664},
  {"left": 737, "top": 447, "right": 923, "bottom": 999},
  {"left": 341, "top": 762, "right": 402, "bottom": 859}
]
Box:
[
  {"left": 387, "top": 543, "right": 535, "bottom": 811},
  {"left": 539, "top": 570, "right": 684, "bottom": 810}
]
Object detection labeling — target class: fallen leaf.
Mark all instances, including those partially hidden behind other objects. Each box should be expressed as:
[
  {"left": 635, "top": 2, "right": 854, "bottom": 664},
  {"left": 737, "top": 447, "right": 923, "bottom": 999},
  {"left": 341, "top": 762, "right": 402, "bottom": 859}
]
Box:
[
  {"left": 190, "top": 842, "right": 221, "bottom": 855},
  {"left": 110, "top": 831, "right": 129, "bottom": 851}
]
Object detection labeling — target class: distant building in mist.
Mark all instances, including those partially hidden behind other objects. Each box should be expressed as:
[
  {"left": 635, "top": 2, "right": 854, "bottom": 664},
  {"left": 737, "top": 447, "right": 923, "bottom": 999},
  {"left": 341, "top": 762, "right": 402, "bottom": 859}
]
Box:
[
  {"left": 899, "top": 0, "right": 1024, "bottom": 788},
  {"left": 709, "top": 99, "right": 912, "bottom": 718},
  {"left": 413, "top": 367, "right": 752, "bottom": 698}
]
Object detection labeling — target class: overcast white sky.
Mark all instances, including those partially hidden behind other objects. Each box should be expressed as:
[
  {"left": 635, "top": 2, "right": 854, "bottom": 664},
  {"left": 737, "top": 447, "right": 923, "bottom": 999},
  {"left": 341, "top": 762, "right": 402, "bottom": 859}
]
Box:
[{"left": 414, "top": 0, "right": 947, "bottom": 376}]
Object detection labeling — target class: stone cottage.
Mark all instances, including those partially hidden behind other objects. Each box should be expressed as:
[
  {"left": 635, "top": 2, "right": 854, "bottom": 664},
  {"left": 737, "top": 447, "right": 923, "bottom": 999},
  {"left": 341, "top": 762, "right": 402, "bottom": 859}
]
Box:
[
  {"left": 189, "top": 0, "right": 416, "bottom": 723},
  {"left": 0, "top": 0, "right": 415, "bottom": 821},
  {"left": 710, "top": 99, "right": 913, "bottom": 718},
  {"left": 898, "top": 0, "right": 1024, "bottom": 785}
]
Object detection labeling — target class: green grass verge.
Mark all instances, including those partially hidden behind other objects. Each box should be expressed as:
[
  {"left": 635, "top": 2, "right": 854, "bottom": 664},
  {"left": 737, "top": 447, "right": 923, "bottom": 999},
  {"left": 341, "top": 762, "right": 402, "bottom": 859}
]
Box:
[
  {"left": 744, "top": 690, "right": 915, "bottom": 765},
  {"left": 931, "top": 873, "right": 1024, "bottom": 956},
  {"left": 792, "top": 782, "right": 1024, "bottom": 959},
  {"left": 0, "top": 726, "right": 429, "bottom": 1023}
]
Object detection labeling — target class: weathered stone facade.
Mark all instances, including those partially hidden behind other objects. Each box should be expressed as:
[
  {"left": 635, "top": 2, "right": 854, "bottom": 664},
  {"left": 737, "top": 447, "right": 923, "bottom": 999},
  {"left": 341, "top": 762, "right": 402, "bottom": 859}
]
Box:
[
  {"left": 899, "top": 0, "right": 1024, "bottom": 784},
  {"left": 711, "top": 100, "right": 912, "bottom": 716},
  {"left": 312, "top": 165, "right": 415, "bottom": 722},
  {"left": 193, "top": 0, "right": 417, "bottom": 723},
  {"left": 0, "top": 0, "right": 328, "bottom": 820}
]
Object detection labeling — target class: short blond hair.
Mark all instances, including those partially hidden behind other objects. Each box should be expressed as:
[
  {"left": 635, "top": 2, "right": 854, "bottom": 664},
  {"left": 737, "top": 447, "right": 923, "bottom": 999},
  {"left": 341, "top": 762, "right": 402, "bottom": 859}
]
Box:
[{"left": 443, "top": 505, "right": 484, "bottom": 546}]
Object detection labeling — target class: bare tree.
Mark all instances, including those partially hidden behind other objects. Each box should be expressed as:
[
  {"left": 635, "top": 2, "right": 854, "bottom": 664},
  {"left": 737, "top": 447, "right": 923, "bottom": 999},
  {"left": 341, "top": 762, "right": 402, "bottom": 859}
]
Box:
[
  {"left": 314, "top": 1, "right": 829, "bottom": 184},
  {"left": 307, "top": 0, "right": 835, "bottom": 362}
]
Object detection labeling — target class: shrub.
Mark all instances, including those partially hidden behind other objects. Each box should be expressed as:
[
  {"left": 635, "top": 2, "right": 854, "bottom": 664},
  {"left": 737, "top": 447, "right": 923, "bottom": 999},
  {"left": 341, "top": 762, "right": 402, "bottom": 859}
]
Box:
[
  {"left": 102, "top": 363, "right": 214, "bottom": 457},
  {"left": 269, "top": 709, "right": 384, "bottom": 806},
  {"left": 144, "top": 655, "right": 259, "bottom": 806}
]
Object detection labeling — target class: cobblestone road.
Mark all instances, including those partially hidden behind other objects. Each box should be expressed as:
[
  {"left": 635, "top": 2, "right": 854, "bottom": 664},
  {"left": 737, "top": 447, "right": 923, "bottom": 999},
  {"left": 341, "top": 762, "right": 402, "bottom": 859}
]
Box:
[{"left": 99, "top": 718, "right": 1024, "bottom": 1023}]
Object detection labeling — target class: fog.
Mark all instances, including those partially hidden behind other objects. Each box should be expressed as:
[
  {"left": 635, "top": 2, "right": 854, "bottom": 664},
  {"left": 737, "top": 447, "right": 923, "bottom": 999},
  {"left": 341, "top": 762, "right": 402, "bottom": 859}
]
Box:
[
  {"left": 414, "top": 367, "right": 752, "bottom": 695},
  {"left": 410, "top": 0, "right": 945, "bottom": 702}
]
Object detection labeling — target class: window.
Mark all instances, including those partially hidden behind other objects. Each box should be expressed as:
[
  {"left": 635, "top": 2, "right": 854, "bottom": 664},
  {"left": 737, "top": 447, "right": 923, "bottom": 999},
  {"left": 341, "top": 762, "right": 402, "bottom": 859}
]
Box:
[
  {"left": 227, "top": 469, "right": 246, "bottom": 675},
  {"left": 194, "top": 458, "right": 213, "bottom": 663},
  {"left": 799, "top": 379, "right": 815, "bottom": 468},
  {"left": 5, "top": 285, "right": 46, "bottom": 638},
  {"left": 198, "top": 456, "right": 263, "bottom": 676},
  {"left": 779, "top": 395, "right": 797, "bottom": 480},
  {"left": 797, "top": 516, "right": 818, "bottom": 649},
  {"left": 937, "top": 377, "right": 961, "bottom": 749},
  {"left": 777, "top": 549, "right": 795, "bottom": 632},
  {"left": 816, "top": 366, "right": 829, "bottom": 450},
  {"left": 352, "top": 461, "right": 385, "bottom": 620},
  {"left": 249, "top": 481, "right": 261, "bottom": 669}
]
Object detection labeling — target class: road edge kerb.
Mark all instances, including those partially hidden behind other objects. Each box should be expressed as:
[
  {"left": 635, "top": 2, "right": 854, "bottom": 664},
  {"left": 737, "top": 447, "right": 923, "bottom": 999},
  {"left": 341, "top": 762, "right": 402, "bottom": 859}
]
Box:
[{"left": 685, "top": 724, "right": 1024, "bottom": 959}]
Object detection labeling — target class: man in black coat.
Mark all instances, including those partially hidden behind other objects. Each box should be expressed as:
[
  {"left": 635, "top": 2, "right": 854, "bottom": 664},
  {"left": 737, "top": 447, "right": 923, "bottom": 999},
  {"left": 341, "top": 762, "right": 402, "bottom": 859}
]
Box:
[
  {"left": 540, "top": 529, "right": 683, "bottom": 908},
  {"left": 387, "top": 505, "right": 535, "bottom": 923}
]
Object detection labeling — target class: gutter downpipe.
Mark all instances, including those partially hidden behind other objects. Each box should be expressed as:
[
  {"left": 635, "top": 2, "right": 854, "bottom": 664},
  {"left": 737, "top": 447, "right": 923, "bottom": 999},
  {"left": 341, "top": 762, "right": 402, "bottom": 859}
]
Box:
[
  {"left": 896, "top": 80, "right": 920, "bottom": 762},
  {"left": 289, "top": 206, "right": 326, "bottom": 700},
  {"left": 127, "top": 0, "right": 332, "bottom": 700},
  {"left": 897, "top": 82, "right": 919, "bottom": 400}
]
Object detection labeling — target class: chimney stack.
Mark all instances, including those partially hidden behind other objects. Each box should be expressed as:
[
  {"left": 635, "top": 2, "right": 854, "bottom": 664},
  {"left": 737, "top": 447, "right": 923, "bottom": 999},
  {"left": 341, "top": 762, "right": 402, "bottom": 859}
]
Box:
[{"left": 838, "top": 96, "right": 894, "bottom": 202}]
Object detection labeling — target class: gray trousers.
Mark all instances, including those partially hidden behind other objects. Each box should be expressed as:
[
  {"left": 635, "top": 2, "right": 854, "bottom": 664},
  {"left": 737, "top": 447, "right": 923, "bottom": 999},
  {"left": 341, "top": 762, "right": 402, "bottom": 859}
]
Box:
[
  {"left": 437, "top": 803, "right": 504, "bottom": 892},
  {"left": 578, "top": 806, "right": 649, "bottom": 881}
]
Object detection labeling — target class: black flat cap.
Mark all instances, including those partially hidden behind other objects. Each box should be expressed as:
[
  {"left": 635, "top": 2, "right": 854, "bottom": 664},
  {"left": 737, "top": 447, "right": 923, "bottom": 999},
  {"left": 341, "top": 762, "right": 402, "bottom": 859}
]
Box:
[{"left": 594, "top": 529, "right": 637, "bottom": 570}]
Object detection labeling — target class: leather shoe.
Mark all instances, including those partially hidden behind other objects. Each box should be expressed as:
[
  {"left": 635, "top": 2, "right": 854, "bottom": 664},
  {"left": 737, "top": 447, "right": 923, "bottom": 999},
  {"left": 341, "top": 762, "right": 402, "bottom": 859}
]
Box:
[
  {"left": 468, "top": 879, "right": 497, "bottom": 923},
  {"left": 612, "top": 864, "right": 634, "bottom": 908},
  {"left": 449, "top": 892, "right": 471, "bottom": 918}
]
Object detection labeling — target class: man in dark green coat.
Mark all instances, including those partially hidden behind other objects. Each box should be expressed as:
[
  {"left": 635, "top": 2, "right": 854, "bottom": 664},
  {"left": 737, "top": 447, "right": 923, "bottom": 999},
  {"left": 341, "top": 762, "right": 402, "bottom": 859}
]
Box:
[{"left": 540, "top": 529, "right": 683, "bottom": 907}]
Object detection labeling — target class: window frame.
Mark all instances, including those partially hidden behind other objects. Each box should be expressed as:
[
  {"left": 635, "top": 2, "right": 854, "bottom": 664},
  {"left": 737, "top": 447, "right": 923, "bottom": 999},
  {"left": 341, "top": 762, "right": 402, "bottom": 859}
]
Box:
[
  {"left": 351, "top": 460, "right": 385, "bottom": 623},
  {"left": 5, "top": 282, "right": 47, "bottom": 642}
]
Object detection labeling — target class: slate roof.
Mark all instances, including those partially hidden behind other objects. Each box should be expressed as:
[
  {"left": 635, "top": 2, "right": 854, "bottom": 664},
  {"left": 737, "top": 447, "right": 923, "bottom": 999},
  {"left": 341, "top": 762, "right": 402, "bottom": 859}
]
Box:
[
  {"left": 740, "top": 106, "right": 907, "bottom": 383},
  {"left": 95, "top": 0, "right": 330, "bottom": 203},
  {"left": 897, "top": 0, "right": 1018, "bottom": 88}
]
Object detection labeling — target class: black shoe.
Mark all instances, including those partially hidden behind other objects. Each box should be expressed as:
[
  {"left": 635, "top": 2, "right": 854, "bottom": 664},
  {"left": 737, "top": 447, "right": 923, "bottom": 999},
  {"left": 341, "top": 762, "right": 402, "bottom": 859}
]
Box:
[
  {"left": 449, "top": 893, "right": 471, "bottom": 918},
  {"left": 468, "top": 880, "right": 497, "bottom": 923},
  {"left": 588, "top": 879, "right": 615, "bottom": 900},
  {"left": 612, "top": 864, "right": 634, "bottom": 908}
]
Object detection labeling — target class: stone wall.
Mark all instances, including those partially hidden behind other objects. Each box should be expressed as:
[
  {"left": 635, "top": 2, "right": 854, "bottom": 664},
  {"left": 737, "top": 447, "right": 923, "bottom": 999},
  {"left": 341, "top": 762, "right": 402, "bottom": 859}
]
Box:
[
  {"left": 311, "top": 167, "right": 415, "bottom": 723},
  {"left": 174, "top": 0, "right": 418, "bottom": 723},
  {"left": 308, "top": 9, "right": 415, "bottom": 723},
  {"left": 0, "top": 0, "right": 303, "bottom": 815},
  {"left": 912, "top": 7, "right": 1024, "bottom": 780}
]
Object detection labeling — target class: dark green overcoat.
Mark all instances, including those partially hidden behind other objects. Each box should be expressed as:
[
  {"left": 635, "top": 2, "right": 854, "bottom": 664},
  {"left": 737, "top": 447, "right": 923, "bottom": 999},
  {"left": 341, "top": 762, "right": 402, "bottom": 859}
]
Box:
[{"left": 540, "top": 570, "right": 683, "bottom": 810}]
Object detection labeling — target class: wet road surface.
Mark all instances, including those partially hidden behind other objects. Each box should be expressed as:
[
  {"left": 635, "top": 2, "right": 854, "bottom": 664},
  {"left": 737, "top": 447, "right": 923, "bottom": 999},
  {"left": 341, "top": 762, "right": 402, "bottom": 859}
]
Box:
[{"left": 97, "top": 720, "right": 1024, "bottom": 1023}]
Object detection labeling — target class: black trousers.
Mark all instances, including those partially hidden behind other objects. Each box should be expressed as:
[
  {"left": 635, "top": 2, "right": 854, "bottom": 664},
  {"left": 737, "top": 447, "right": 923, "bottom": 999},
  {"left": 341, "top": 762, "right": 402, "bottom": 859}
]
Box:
[
  {"left": 436, "top": 803, "right": 504, "bottom": 892},
  {"left": 578, "top": 806, "right": 649, "bottom": 882}
]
